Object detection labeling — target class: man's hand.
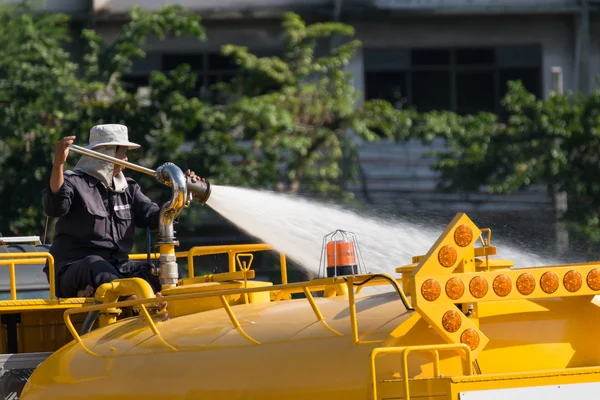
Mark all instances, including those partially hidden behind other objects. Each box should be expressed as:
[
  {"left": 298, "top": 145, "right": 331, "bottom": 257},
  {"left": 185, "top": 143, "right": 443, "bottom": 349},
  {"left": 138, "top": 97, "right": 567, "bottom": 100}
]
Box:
[
  {"left": 185, "top": 169, "right": 204, "bottom": 183},
  {"left": 54, "top": 136, "right": 76, "bottom": 166},
  {"left": 50, "top": 136, "right": 76, "bottom": 193}
]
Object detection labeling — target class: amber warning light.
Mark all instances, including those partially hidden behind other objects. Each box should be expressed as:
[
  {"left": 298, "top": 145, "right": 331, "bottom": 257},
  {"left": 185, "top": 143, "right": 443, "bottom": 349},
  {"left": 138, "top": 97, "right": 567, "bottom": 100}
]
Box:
[{"left": 318, "top": 229, "right": 367, "bottom": 278}]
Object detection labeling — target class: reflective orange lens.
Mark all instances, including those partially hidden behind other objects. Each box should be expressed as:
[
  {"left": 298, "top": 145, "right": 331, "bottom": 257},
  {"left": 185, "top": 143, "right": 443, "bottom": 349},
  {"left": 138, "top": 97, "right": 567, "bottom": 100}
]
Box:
[
  {"left": 587, "top": 269, "right": 600, "bottom": 291},
  {"left": 442, "top": 310, "right": 462, "bottom": 333},
  {"left": 445, "top": 278, "right": 465, "bottom": 300},
  {"left": 461, "top": 329, "right": 480, "bottom": 350},
  {"left": 469, "top": 276, "right": 488, "bottom": 298},
  {"left": 454, "top": 225, "right": 473, "bottom": 247},
  {"left": 563, "top": 270, "right": 582, "bottom": 293},
  {"left": 493, "top": 274, "right": 512, "bottom": 297},
  {"left": 540, "top": 271, "right": 559, "bottom": 294},
  {"left": 516, "top": 273, "right": 535, "bottom": 295},
  {"left": 438, "top": 245, "right": 457, "bottom": 268},
  {"left": 421, "top": 279, "right": 441, "bottom": 301}
]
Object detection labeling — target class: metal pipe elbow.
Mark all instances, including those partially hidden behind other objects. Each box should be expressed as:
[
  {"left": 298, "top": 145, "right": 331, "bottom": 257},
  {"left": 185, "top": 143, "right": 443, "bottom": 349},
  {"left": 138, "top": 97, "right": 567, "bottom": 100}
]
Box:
[
  {"left": 94, "top": 278, "right": 155, "bottom": 304},
  {"left": 156, "top": 162, "right": 188, "bottom": 210},
  {"left": 155, "top": 162, "right": 211, "bottom": 204},
  {"left": 155, "top": 162, "right": 189, "bottom": 243}
]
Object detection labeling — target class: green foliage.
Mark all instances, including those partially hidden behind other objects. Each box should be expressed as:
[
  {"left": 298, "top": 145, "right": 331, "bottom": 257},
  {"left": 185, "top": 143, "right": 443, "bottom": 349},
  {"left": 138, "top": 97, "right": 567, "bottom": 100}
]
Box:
[
  {"left": 0, "top": 1, "right": 206, "bottom": 236},
  {"left": 0, "top": 1, "right": 81, "bottom": 235},
  {"left": 0, "top": 3, "right": 406, "bottom": 239},
  {"left": 82, "top": 5, "right": 205, "bottom": 83},
  {"left": 203, "top": 12, "right": 408, "bottom": 198},
  {"left": 416, "top": 80, "right": 600, "bottom": 241}
]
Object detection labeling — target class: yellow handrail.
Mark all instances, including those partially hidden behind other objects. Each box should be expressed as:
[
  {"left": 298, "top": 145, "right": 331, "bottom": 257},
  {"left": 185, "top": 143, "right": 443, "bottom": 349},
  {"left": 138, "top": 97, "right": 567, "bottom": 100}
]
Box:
[
  {"left": 129, "top": 244, "right": 289, "bottom": 284},
  {"left": 303, "top": 287, "right": 343, "bottom": 337},
  {"left": 0, "top": 253, "right": 56, "bottom": 300},
  {"left": 479, "top": 227, "right": 492, "bottom": 246},
  {"left": 219, "top": 295, "right": 260, "bottom": 345},
  {"left": 369, "top": 343, "right": 473, "bottom": 400},
  {"left": 0, "top": 244, "right": 285, "bottom": 302},
  {"left": 184, "top": 244, "right": 273, "bottom": 277},
  {"left": 63, "top": 274, "right": 409, "bottom": 354},
  {"left": 280, "top": 253, "right": 288, "bottom": 284},
  {"left": 63, "top": 300, "right": 176, "bottom": 358}
]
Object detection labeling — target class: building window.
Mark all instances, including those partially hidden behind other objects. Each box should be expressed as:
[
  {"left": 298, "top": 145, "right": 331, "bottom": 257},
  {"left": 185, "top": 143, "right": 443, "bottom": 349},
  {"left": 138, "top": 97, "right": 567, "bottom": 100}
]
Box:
[
  {"left": 456, "top": 71, "right": 495, "bottom": 114},
  {"left": 364, "top": 71, "right": 408, "bottom": 109},
  {"left": 121, "top": 75, "right": 150, "bottom": 94},
  {"left": 411, "top": 70, "right": 452, "bottom": 111},
  {"left": 162, "top": 52, "right": 238, "bottom": 104},
  {"left": 121, "top": 51, "right": 239, "bottom": 104},
  {"left": 364, "top": 45, "right": 542, "bottom": 115}
]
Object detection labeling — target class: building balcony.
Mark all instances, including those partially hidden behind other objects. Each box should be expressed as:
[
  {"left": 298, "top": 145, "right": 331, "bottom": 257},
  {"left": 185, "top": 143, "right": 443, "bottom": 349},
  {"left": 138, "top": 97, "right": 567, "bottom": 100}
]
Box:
[
  {"left": 371, "top": 0, "right": 591, "bottom": 14},
  {"left": 5, "top": 0, "right": 596, "bottom": 17},
  {"left": 91, "top": 0, "right": 594, "bottom": 16},
  {"left": 92, "top": 0, "right": 336, "bottom": 17}
]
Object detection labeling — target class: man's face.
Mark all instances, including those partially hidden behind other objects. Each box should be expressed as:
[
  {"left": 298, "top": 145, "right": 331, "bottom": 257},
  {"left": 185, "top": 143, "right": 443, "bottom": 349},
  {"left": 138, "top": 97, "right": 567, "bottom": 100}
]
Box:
[{"left": 113, "top": 146, "right": 128, "bottom": 176}]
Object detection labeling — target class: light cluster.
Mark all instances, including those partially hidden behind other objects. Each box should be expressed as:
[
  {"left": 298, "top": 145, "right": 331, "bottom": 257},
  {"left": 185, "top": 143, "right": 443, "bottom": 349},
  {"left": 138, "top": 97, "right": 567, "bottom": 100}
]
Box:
[{"left": 416, "top": 223, "right": 600, "bottom": 351}]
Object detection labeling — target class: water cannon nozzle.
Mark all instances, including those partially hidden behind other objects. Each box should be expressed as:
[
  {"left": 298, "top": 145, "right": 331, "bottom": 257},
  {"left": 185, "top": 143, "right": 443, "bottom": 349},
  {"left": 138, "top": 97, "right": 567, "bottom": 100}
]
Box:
[{"left": 188, "top": 177, "right": 211, "bottom": 204}]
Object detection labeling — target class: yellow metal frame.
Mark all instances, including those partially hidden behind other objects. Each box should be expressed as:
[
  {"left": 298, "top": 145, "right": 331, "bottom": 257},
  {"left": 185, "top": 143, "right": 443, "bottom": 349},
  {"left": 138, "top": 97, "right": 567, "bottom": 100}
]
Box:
[
  {"left": 406, "top": 212, "right": 600, "bottom": 360},
  {"left": 370, "top": 343, "right": 473, "bottom": 400},
  {"left": 16, "top": 213, "right": 600, "bottom": 399},
  {"left": 129, "top": 244, "right": 289, "bottom": 284},
  {"left": 0, "top": 243, "right": 287, "bottom": 303},
  {"left": 374, "top": 364, "right": 600, "bottom": 400},
  {"left": 0, "top": 243, "right": 289, "bottom": 354},
  {"left": 0, "top": 252, "right": 56, "bottom": 300},
  {"left": 63, "top": 274, "right": 409, "bottom": 354},
  {"left": 409, "top": 213, "right": 490, "bottom": 358}
]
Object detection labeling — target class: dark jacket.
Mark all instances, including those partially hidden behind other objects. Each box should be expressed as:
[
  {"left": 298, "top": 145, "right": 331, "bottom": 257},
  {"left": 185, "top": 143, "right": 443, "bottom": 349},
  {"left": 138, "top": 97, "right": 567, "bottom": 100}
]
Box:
[{"left": 43, "top": 170, "right": 161, "bottom": 278}]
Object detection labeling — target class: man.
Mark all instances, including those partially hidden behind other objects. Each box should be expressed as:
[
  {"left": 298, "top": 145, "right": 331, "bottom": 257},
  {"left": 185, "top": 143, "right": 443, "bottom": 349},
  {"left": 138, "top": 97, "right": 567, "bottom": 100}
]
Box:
[{"left": 43, "top": 124, "right": 200, "bottom": 298}]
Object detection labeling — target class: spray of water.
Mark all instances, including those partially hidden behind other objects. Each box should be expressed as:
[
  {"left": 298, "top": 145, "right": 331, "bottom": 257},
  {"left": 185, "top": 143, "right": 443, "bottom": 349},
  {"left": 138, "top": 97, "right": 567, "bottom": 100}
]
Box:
[{"left": 206, "top": 185, "right": 561, "bottom": 278}]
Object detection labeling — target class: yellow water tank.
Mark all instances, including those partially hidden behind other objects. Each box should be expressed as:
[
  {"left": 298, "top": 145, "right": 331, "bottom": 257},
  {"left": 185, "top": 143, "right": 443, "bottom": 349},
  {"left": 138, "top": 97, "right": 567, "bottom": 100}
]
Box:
[{"left": 20, "top": 290, "right": 600, "bottom": 400}]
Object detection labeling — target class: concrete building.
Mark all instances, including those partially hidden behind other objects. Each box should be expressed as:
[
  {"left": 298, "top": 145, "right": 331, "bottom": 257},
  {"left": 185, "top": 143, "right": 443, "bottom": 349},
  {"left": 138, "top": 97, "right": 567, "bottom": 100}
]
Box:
[{"left": 15, "top": 1, "right": 600, "bottom": 216}]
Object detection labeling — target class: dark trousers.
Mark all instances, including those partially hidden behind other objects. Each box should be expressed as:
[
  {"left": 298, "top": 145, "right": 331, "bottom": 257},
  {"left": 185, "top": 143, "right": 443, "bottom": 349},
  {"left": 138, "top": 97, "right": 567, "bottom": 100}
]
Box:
[{"left": 56, "top": 255, "right": 162, "bottom": 298}]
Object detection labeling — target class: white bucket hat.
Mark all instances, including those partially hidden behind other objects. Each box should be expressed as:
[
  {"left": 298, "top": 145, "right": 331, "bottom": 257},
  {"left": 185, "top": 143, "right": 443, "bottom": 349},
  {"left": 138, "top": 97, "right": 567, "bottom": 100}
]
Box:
[{"left": 85, "top": 124, "right": 141, "bottom": 150}]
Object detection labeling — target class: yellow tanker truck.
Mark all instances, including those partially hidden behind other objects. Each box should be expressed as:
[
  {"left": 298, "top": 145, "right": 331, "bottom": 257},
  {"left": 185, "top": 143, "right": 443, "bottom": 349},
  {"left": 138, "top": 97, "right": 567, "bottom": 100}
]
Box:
[{"left": 1, "top": 145, "right": 600, "bottom": 399}]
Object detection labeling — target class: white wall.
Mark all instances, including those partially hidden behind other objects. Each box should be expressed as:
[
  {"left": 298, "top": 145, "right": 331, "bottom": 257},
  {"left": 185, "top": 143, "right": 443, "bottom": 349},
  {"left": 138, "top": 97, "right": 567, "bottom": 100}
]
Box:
[
  {"left": 346, "top": 47, "right": 366, "bottom": 102},
  {"left": 94, "top": 20, "right": 284, "bottom": 53},
  {"left": 94, "top": 0, "right": 327, "bottom": 13}
]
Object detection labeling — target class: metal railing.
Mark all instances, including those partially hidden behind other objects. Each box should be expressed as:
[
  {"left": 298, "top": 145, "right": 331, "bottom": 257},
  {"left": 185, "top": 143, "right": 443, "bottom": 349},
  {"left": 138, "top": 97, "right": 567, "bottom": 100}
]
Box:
[
  {"left": 63, "top": 274, "right": 410, "bottom": 357},
  {"left": 369, "top": 343, "right": 473, "bottom": 400},
  {"left": 0, "top": 243, "right": 287, "bottom": 302},
  {"left": 0, "top": 253, "right": 56, "bottom": 300},
  {"left": 129, "top": 244, "right": 289, "bottom": 284}
]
